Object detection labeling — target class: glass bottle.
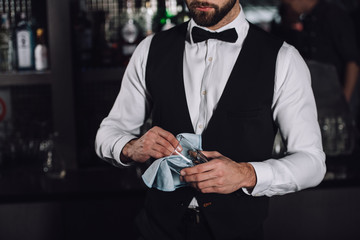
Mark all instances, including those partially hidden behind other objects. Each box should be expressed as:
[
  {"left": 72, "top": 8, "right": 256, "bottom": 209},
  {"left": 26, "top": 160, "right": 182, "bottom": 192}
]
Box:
[
  {"left": 41, "top": 132, "right": 66, "bottom": 179},
  {"left": 138, "top": 0, "right": 157, "bottom": 36},
  {"left": 119, "top": 0, "right": 142, "bottom": 67},
  {"left": 176, "top": 0, "right": 190, "bottom": 25},
  {"left": 320, "top": 116, "right": 338, "bottom": 156},
  {"left": 160, "top": 0, "right": 178, "bottom": 31},
  {"left": 0, "top": 13, "right": 11, "bottom": 72},
  {"left": 151, "top": 0, "right": 164, "bottom": 33},
  {"left": 34, "top": 28, "right": 48, "bottom": 71},
  {"left": 15, "top": 12, "right": 35, "bottom": 70},
  {"left": 73, "top": 0, "right": 93, "bottom": 69}
]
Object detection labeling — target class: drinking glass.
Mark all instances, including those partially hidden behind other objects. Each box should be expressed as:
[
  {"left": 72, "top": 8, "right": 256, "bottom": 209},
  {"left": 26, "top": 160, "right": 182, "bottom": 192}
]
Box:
[{"left": 171, "top": 135, "right": 208, "bottom": 165}]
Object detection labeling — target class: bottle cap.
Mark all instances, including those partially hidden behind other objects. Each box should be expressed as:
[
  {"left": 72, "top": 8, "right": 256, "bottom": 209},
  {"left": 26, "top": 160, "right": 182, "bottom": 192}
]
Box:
[{"left": 37, "top": 28, "right": 44, "bottom": 37}]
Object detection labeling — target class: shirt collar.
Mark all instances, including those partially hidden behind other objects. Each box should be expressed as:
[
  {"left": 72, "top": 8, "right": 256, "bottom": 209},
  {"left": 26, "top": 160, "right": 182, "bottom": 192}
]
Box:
[{"left": 187, "top": 3, "right": 249, "bottom": 44}]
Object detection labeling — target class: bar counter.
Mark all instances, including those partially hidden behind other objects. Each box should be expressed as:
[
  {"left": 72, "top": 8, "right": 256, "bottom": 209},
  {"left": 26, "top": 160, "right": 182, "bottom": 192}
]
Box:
[
  {"left": 1, "top": 152, "right": 360, "bottom": 201},
  {"left": 0, "top": 164, "right": 147, "bottom": 203},
  {"left": 0, "top": 164, "right": 148, "bottom": 240},
  {"left": 0, "top": 155, "right": 359, "bottom": 240}
]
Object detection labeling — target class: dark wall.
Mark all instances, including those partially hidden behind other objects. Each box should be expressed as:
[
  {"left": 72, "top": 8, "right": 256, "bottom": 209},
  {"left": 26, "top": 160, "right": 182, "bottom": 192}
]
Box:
[
  {"left": 0, "top": 194, "right": 145, "bottom": 240},
  {"left": 264, "top": 186, "right": 360, "bottom": 239}
]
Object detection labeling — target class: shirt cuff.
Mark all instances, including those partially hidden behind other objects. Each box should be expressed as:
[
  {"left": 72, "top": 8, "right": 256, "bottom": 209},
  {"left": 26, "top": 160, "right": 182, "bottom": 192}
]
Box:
[
  {"left": 112, "top": 135, "right": 138, "bottom": 167},
  {"left": 242, "top": 161, "right": 274, "bottom": 197}
]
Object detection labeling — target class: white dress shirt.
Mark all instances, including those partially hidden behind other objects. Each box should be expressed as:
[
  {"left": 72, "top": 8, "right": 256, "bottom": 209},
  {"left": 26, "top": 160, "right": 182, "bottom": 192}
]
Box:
[{"left": 95, "top": 7, "right": 326, "bottom": 197}]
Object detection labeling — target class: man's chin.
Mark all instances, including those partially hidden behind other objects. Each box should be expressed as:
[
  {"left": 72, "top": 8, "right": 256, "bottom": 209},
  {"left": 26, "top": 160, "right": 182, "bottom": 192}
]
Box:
[{"left": 192, "top": 12, "right": 216, "bottom": 26}]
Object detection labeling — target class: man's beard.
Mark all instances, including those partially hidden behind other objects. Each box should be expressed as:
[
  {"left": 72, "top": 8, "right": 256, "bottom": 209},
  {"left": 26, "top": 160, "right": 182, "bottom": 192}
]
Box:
[{"left": 187, "top": 0, "right": 237, "bottom": 27}]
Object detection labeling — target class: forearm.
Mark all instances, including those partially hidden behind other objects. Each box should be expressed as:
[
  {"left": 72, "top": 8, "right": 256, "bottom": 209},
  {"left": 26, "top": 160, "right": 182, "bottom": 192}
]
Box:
[
  {"left": 95, "top": 123, "right": 138, "bottom": 166},
  {"left": 343, "top": 61, "right": 359, "bottom": 102},
  {"left": 120, "top": 139, "right": 137, "bottom": 164},
  {"left": 249, "top": 149, "right": 326, "bottom": 197},
  {"left": 95, "top": 36, "right": 153, "bottom": 166}
]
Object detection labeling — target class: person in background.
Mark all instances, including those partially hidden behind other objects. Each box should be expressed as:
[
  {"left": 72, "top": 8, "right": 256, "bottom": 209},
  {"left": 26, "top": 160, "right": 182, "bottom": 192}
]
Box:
[
  {"left": 95, "top": 0, "right": 326, "bottom": 239},
  {"left": 271, "top": 0, "right": 359, "bottom": 104},
  {"left": 352, "top": 2, "right": 360, "bottom": 50},
  {"left": 351, "top": 0, "right": 360, "bottom": 125}
]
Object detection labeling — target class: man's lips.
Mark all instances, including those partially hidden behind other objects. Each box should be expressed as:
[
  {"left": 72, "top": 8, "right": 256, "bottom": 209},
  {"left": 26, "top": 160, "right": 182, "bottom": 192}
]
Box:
[
  {"left": 191, "top": 2, "right": 216, "bottom": 12},
  {"left": 196, "top": 6, "right": 214, "bottom": 11}
]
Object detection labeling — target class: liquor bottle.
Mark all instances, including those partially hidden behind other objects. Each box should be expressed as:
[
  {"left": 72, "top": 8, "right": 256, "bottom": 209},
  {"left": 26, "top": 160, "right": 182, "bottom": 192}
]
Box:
[
  {"left": 34, "top": 28, "right": 48, "bottom": 71},
  {"left": 119, "top": 0, "right": 143, "bottom": 66},
  {"left": 160, "top": 0, "right": 178, "bottom": 31},
  {"left": 73, "top": 0, "right": 93, "bottom": 69},
  {"left": 15, "top": 12, "right": 35, "bottom": 70},
  {"left": 176, "top": 1, "right": 190, "bottom": 25},
  {"left": 92, "top": 10, "right": 112, "bottom": 68},
  {"left": 150, "top": 0, "right": 164, "bottom": 33},
  {"left": 138, "top": 0, "right": 157, "bottom": 36},
  {"left": 149, "top": 0, "right": 159, "bottom": 33},
  {"left": 0, "top": 13, "right": 10, "bottom": 72},
  {"left": 104, "top": 11, "right": 121, "bottom": 67}
]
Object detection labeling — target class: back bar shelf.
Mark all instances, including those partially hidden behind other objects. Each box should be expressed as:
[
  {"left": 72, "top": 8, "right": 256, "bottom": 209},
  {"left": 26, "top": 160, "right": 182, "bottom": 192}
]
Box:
[{"left": 0, "top": 71, "right": 51, "bottom": 86}]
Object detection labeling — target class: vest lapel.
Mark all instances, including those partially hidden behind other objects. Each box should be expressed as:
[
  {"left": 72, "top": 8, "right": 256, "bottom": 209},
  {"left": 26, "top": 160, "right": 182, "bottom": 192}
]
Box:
[
  {"left": 146, "top": 22, "right": 194, "bottom": 135},
  {"left": 203, "top": 24, "right": 262, "bottom": 137}
]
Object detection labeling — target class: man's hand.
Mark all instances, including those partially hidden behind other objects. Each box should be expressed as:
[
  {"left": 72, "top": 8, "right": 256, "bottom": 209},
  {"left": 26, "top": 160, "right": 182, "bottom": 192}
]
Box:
[
  {"left": 180, "top": 151, "right": 257, "bottom": 194},
  {"left": 121, "top": 126, "right": 181, "bottom": 163}
]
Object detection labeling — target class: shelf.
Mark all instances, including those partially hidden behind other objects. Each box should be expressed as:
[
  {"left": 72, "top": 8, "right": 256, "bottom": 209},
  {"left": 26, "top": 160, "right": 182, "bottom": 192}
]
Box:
[
  {"left": 0, "top": 71, "right": 52, "bottom": 87},
  {"left": 77, "top": 67, "right": 125, "bottom": 82}
]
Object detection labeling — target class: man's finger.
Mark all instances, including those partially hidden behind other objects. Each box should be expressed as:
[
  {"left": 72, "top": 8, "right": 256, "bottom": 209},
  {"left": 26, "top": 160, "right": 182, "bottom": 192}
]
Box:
[
  {"left": 182, "top": 170, "right": 217, "bottom": 183},
  {"left": 180, "top": 161, "right": 216, "bottom": 176},
  {"left": 155, "top": 136, "right": 178, "bottom": 155},
  {"left": 151, "top": 144, "right": 173, "bottom": 158},
  {"left": 201, "top": 151, "right": 221, "bottom": 159},
  {"left": 156, "top": 127, "right": 181, "bottom": 150}
]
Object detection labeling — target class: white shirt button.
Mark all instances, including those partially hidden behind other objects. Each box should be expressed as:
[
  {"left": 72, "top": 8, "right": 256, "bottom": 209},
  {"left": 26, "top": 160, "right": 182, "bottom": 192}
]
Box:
[
  {"left": 208, "top": 57, "right": 213, "bottom": 62},
  {"left": 198, "top": 124, "right": 204, "bottom": 129},
  {"left": 201, "top": 90, "right": 207, "bottom": 95}
]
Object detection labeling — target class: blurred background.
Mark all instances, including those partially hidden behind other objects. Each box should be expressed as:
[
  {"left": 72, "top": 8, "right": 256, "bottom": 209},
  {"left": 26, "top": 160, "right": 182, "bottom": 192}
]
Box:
[{"left": 0, "top": 0, "right": 360, "bottom": 239}]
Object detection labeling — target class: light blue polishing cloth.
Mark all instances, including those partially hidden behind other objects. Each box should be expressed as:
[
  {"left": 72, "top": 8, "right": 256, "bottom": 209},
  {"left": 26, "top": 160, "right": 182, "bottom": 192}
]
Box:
[{"left": 142, "top": 133, "right": 202, "bottom": 192}]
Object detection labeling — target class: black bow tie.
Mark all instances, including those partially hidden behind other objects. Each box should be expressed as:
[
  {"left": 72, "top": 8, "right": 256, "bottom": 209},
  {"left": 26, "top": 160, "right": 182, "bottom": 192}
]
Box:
[{"left": 191, "top": 26, "right": 238, "bottom": 43}]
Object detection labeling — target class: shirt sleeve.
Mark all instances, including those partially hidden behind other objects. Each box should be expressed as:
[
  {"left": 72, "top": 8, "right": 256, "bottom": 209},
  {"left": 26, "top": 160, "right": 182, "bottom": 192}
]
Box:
[
  {"left": 95, "top": 35, "right": 154, "bottom": 167},
  {"left": 246, "top": 42, "right": 326, "bottom": 197}
]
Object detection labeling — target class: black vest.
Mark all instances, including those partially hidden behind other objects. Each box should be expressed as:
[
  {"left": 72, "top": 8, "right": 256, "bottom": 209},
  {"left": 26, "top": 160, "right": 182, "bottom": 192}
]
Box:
[{"left": 138, "top": 22, "right": 283, "bottom": 240}]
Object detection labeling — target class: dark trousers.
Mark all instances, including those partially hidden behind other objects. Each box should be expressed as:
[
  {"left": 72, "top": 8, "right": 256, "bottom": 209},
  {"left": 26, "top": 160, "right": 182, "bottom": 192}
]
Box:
[
  {"left": 137, "top": 207, "right": 264, "bottom": 240},
  {"left": 179, "top": 207, "right": 215, "bottom": 240}
]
